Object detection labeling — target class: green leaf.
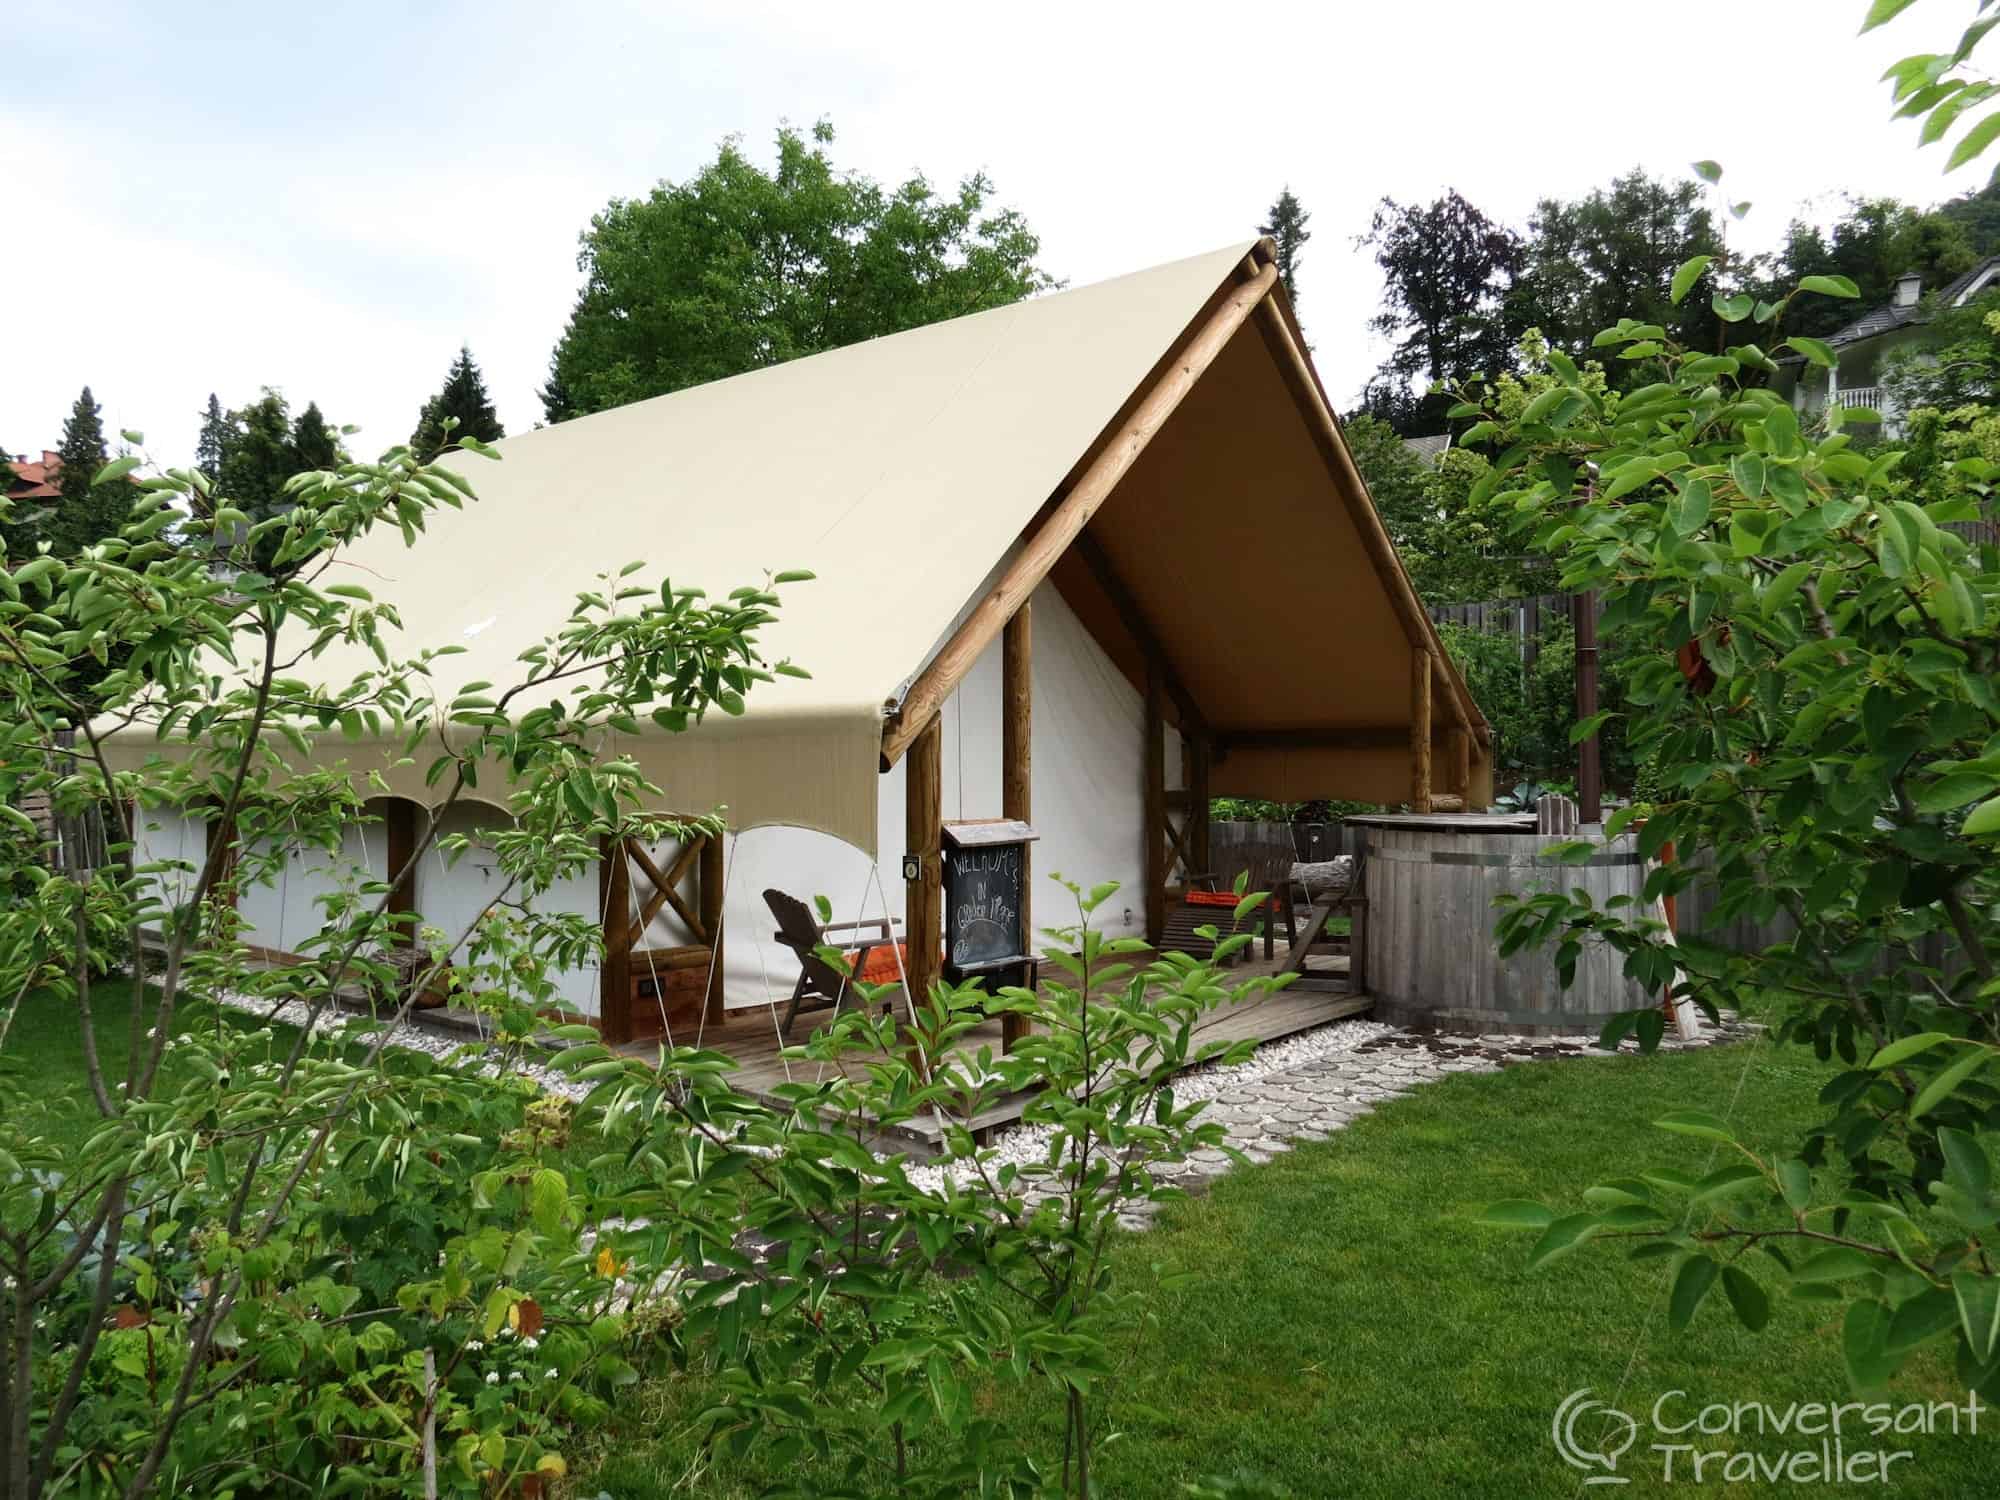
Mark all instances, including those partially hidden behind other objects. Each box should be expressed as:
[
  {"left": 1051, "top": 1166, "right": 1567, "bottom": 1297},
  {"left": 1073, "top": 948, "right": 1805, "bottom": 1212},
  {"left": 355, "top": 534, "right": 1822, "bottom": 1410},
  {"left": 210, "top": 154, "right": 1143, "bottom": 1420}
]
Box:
[
  {"left": 1915, "top": 773, "right": 1998, "bottom": 812},
  {"left": 1526, "top": 1213, "right": 1603, "bottom": 1270},
  {"left": 1868, "top": 1033, "right": 1955, "bottom": 1070},
  {"left": 1730, "top": 452, "right": 1766, "bottom": 498},
  {"left": 1478, "top": 1200, "right": 1555, "bottom": 1231},
  {"left": 1794, "top": 1247, "right": 1876, "bottom": 1283},
  {"left": 1844, "top": 1299, "right": 1898, "bottom": 1393},
  {"left": 1691, "top": 160, "right": 1723, "bottom": 185},
  {"left": 94, "top": 455, "right": 142, "bottom": 486},
  {"left": 1670, "top": 478, "right": 1712, "bottom": 536},
  {"left": 1776, "top": 1157, "right": 1812, "bottom": 1212},
  {"left": 1669, "top": 1255, "right": 1719, "bottom": 1331},
  {"left": 1910, "top": 1046, "right": 1990, "bottom": 1120},
  {"left": 1671, "top": 254, "right": 1714, "bottom": 305},
  {"left": 1712, "top": 292, "right": 1754, "bottom": 322},
  {"left": 1860, "top": 0, "right": 1919, "bottom": 32},
  {"left": 1955, "top": 1272, "right": 2000, "bottom": 1363},
  {"left": 1963, "top": 795, "right": 2000, "bottom": 838},
  {"left": 1947, "top": 110, "right": 2000, "bottom": 172},
  {"left": 1787, "top": 335, "right": 1836, "bottom": 368},
  {"left": 1723, "top": 1265, "right": 1771, "bottom": 1331},
  {"left": 1655, "top": 1110, "right": 1737, "bottom": 1144},
  {"left": 1797, "top": 274, "right": 1861, "bottom": 300}
]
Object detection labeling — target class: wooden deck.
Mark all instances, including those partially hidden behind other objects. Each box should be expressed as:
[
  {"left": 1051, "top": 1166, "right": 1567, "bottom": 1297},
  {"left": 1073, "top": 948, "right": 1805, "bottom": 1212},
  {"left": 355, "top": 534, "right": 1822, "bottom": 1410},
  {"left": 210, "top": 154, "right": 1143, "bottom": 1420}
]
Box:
[{"left": 612, "top": 948, "right": 1368, "bottom": 1154}]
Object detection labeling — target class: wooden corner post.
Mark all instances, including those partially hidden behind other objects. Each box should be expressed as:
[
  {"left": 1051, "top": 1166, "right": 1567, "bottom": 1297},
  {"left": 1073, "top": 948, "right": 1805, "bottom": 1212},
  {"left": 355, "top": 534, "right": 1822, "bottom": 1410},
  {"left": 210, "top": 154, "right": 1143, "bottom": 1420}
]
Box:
[
  {"left": 905, "top": 716, "right": 943, "bottom": 1011},
  {"left": 1144, "top": 655, "right": 1166, "bottom": 944},
  {"left": 1189, "top": 732, "right": 1212, "bottom": 880},
  {"left": 698, "top": 829, "right": 725, "bottom": 1024},
  {"left": 1410, "top": 650, "right": 1433, "bottom": 815},
  {"left": 598, "top": 835, "right": 633, "bottom": 1046},
  {"left": 1002, "top": 605, "right": 1032, "bottom": 1050}
]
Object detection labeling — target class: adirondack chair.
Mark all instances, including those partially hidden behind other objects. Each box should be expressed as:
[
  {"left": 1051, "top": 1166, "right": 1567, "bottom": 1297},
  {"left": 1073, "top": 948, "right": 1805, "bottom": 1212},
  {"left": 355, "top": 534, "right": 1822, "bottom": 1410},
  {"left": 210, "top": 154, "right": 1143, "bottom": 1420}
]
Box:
[
  {"left": 1159, "top": 839, "right": 1298, "bottom": 964},
  {"left": 764, "top": 889, "right": 906, "bottom": 1039}
]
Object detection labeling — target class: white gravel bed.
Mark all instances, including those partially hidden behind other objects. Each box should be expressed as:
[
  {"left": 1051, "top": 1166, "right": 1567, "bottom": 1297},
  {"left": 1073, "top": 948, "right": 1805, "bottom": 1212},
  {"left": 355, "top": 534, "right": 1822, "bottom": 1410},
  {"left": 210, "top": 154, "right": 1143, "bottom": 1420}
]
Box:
[{"left": 903, "top": 1014, "right": 1395, "bottom": 1195}]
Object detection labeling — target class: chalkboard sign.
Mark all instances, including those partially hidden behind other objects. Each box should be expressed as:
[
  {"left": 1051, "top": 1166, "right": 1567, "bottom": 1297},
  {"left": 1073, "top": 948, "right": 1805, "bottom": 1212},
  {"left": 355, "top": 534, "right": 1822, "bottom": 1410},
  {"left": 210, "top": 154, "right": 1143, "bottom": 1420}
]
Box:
[{"left": 941, "top": 820, "right": 1038, "bottom": 981}]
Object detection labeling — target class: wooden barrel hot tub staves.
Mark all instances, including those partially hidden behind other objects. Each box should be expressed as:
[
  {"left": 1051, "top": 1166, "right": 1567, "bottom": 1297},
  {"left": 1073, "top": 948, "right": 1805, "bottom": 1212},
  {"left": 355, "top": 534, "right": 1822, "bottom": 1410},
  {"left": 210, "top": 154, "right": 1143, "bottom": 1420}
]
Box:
[{"left": 1349, "top": 814, "right": 1653, "bottom": 1036}]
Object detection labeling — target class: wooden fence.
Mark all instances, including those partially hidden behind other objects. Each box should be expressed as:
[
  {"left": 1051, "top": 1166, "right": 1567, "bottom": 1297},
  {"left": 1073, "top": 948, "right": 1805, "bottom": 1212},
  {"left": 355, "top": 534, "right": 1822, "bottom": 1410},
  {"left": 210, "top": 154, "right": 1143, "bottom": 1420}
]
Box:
[{"left": 1425, "top": 593, "right": 1570, "bottom": 670}]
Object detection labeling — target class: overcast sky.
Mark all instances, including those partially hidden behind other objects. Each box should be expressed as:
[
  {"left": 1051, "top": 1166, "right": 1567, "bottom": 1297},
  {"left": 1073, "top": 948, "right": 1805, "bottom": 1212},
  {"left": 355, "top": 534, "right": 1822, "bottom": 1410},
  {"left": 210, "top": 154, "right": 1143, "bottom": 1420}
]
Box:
[{"left": 1, "top": 0, "right": 1979, "bottom": 467}]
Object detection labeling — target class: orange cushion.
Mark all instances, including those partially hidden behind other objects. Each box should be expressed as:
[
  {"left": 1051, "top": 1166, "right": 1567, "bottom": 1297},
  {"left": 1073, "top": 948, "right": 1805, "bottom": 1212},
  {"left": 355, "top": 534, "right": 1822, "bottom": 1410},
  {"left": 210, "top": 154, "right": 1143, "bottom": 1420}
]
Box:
[
  {"left": 1184, "top": 889, "right": 1279, "bottom": 911},
  {"left": 851, "top": 942, "right": 945, "bottom": 985}
]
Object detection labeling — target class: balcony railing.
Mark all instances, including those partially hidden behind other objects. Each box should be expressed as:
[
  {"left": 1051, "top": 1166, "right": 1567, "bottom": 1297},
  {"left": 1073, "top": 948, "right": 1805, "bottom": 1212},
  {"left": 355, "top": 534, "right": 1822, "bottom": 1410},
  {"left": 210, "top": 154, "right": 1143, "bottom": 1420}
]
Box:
[{"left": 1834, "top": 385, "right": 1885, "bottom": 411}]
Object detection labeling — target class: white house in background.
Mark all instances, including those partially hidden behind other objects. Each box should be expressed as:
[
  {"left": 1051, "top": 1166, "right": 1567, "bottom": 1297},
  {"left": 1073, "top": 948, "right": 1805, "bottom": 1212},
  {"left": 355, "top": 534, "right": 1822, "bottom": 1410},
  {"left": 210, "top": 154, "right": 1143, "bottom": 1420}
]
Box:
[{"left": 1772, "top": 256, "right": 2000, "bottom": 433}]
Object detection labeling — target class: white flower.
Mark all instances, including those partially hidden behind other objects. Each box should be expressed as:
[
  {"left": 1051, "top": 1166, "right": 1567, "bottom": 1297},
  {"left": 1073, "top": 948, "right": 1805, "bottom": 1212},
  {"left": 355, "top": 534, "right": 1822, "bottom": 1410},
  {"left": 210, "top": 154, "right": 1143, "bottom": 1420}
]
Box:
[
  {"left": 466, "top": 1340, "right": 484, "bottom": 1351},
  {"left": 521, "top": 1336, "right": 539, "bottom": 1351},
  {"left": 484, "top": 1372, "right": 499, "bottom": 1385},
  {"left": 544, "top": 1367, "right": 558, "bottom": 1380}
]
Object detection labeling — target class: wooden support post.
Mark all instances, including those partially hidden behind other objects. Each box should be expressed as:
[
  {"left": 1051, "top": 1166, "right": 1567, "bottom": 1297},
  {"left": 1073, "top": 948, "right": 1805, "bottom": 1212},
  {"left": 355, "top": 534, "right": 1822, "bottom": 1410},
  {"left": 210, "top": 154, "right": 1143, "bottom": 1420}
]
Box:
[
  {"left": 1002, "top": 605, "right": 1032, "bottom": 1051},
  {"left": 698, "top": 830, "right": 725, "bottom": 1025},
  {"left": 1410, "top": 651, "right": 1433, "bottom": 814},
  {"left": 384, "top": 798, "right": 419, "bottom": 949},
  {"left": 905, "top": 716, "right": 943, "bottom": 1012},
  {"left": 1144, "top": 655, "right": 1166, "bottom": 944},
  {"left": 1449, "top": 727, "right": 1471, "bottom": 805},
  {"left": 599, "top": 835, "right": 633, "bottom": 1046}
]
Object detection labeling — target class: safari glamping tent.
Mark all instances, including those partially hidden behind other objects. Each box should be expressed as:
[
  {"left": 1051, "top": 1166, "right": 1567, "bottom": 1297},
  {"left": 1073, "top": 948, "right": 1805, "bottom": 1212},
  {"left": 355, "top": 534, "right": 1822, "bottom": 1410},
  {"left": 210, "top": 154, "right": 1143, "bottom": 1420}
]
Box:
[{"left": 132, "top": 236, "right": 1491, "bottom": 1062}]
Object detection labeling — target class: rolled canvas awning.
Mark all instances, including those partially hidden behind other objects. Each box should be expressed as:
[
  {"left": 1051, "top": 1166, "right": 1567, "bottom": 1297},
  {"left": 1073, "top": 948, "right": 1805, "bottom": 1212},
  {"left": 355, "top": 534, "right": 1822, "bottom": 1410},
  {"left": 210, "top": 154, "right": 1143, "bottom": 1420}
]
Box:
[{"left": 102, "top": 239, "right": 1489, "bottom": 850}]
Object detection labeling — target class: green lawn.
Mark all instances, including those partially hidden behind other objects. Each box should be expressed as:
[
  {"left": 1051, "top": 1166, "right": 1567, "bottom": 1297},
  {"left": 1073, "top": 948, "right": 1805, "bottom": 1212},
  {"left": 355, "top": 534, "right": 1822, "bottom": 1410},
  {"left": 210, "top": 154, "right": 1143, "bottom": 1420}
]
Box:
[{"left": 577, "top": 1036, "right": 1996, "bottom": 1498}]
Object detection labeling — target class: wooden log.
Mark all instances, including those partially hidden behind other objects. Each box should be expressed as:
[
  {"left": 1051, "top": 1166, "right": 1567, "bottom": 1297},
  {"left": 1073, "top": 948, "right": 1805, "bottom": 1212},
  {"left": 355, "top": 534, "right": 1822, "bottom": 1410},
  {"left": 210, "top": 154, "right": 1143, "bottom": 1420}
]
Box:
[
  {"left": 1248, "top": 297, "right": 1489, "bottom": 748},
  {"left": 629, "top": 837, "right": 704, "bottom": 941},
  {"left": 599, "top": 834, "right": 633, "bottom": 1046},
  {"left": 1144, "top": 655, "right": 1166, "bottom": 944},
  {"left": 1002, "top": 606, "right": 1032, "bottom": 1052},
  {"left": 904, "top": 716, "right": 943, "bottom": 1010},
  {"left": 384, "top": 798, "right": 419, "bottom": 949},
  {"left": 881, "top": 261, "right": 1277, "bottom": 766},
  {"left": 1410, "top": 651, "right": 1433, "bottom": 814},
  {"left": 1449, "top": 726, "right": 1471, "bottom": 802},
  {"left": 698, "top": 830, "right": 725, "bottom": 1024}
]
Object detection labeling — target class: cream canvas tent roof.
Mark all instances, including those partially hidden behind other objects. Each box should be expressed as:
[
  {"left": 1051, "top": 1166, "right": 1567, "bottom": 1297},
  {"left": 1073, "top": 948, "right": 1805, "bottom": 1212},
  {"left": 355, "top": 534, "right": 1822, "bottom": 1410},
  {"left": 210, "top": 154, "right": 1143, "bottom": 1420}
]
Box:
[{"left": 115, "top": 238, "right": 1489, "bottom": 852}]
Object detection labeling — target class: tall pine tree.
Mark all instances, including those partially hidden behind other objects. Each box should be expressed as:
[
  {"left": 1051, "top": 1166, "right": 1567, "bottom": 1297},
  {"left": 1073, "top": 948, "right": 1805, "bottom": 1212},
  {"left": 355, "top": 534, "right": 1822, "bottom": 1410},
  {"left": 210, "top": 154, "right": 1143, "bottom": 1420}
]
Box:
[
  {"left": 195, "top": 393, "right": 233, "bottom": 483},
  {"left": 44, "top": 387, "right": 130, "bottom": 554},
  {"left": 411, "top": 345, "right": 505, "bottom": 461},
  {"left": 1260, "top": 188, "right": 1312, "bottom": 305},
  {"left": 290, "top": 402, "right": 341, "bottom": 471}
]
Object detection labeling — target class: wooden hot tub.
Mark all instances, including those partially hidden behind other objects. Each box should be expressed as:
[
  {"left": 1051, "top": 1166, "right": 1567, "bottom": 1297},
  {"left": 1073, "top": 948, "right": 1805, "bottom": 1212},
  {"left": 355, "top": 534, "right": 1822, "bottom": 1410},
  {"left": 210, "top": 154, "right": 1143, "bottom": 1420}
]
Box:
[{"left": 1346, "top": 812, "right": 1652, "bottom": 1036}]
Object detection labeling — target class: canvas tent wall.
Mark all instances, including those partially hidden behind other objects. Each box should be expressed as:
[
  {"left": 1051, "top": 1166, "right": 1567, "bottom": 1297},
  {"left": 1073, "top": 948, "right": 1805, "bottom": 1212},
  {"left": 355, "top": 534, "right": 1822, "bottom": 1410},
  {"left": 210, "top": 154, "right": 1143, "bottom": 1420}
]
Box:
[{"left": 113, "top": 234, "right": 1488, "bottom": 1036}]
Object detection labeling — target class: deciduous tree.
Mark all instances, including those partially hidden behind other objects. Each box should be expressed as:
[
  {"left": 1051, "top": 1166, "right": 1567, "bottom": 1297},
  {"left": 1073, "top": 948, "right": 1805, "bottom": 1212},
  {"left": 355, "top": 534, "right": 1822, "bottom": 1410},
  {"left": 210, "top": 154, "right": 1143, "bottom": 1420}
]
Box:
[{"left": 542, "top": 121, "right": 1055, "bottom": 420}]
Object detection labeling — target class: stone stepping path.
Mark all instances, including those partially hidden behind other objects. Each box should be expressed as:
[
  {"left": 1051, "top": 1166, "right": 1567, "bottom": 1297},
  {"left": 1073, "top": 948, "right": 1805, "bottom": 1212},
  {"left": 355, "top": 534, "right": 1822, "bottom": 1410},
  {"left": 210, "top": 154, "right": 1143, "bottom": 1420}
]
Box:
[{"left": 1107, "top": 1017, "right": 1757, "bottom": 1232}]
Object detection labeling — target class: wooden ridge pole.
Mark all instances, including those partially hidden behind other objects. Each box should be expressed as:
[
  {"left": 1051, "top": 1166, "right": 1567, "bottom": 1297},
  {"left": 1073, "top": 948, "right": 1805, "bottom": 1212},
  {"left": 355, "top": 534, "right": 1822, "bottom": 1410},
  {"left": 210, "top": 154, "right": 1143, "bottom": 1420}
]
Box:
[
  {"left": 1002, "top": 605, "right": 1032, "bottom": 1052},
  {"left": 904, "top": 717, "right": 943, "bottom": 1011},
  {"left": 882, "top": 260, "right": 1278, "bottom": 766}
]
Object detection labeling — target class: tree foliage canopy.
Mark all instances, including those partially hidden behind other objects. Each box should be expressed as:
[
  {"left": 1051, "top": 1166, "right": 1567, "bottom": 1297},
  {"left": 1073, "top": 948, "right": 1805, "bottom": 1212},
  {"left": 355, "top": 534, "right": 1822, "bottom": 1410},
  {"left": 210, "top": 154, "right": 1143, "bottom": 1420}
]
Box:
[
  {"left": 1260, "top": 187, "right": 1311, "bottom": 306},
  {"left": 542, "top": 121, "right": 1055, "bottom": 422}
]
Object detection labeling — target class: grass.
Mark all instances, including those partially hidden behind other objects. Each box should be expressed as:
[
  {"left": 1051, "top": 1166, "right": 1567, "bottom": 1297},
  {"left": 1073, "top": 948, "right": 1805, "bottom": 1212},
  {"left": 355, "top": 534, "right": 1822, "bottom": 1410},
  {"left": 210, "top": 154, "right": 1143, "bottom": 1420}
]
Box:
[
  {"left": 577, "top": 1034, "right": 1997, "bottom": 1498},
  {"left": 13, "top": 987, "right": 1994, "bottom": 1495}
]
